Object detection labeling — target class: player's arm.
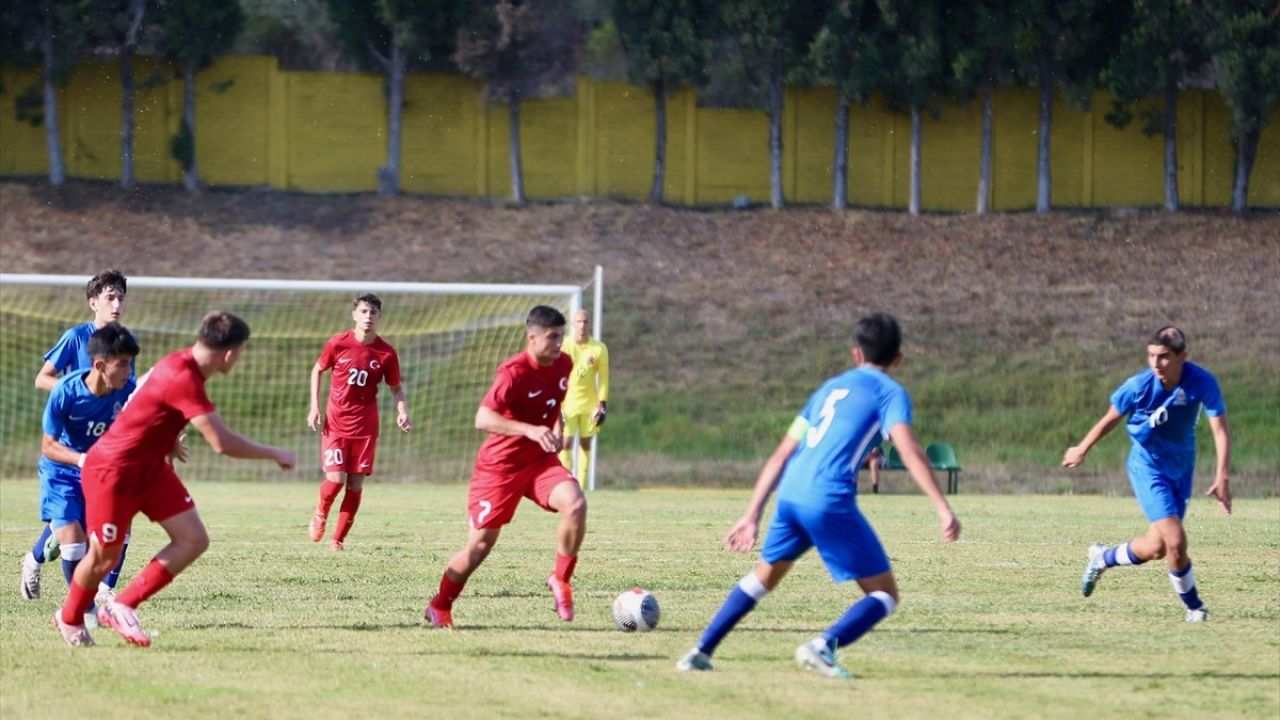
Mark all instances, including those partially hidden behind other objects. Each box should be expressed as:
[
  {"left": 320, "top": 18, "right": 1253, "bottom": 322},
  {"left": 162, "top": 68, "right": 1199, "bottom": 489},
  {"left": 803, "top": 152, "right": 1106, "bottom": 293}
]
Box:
[
  {"left": 1204, "top": 414, "right": 1232, "bottom": 515},
  {"left": 190, "top": 412, "right": 296, "bottom": 469},
  {"left": 475, "top": 404, "right": 561, "bottom": 453},
  {"left": 593, "top": 346, "right": 609, "bottom": 426},
  {"left": 34, "top": 361, "right": 60, "bottom": 392},
  {"left": 307, "top": 362, "right": 328, "bottom": 432},
  {"left": 724, "top": 433, "right": 798, "bottom": 552},
  {"left": 1062, "top": 406, "right": 1124, "bottom": 468},
  {"left": 888, "top": 423, "right": 961, "bottom": 542},
  {"left": 41, "top": 434, "right": 86, "bottom": 468},
  {"left": 389, "top": 383, "right": 412, "bottom": 432}
]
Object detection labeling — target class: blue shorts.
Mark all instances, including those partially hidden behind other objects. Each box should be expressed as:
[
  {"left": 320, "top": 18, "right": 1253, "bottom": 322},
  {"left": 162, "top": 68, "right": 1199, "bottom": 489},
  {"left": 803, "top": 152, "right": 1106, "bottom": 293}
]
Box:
[
  {"left": 760, "top": 499, "right": 890, "bottom": 582},
  {"left": 1128, "top": 451, "right": 1194, "bottom": 522},
  {"left": 39, "top": 466, "right": 86, "bottom": 529}
]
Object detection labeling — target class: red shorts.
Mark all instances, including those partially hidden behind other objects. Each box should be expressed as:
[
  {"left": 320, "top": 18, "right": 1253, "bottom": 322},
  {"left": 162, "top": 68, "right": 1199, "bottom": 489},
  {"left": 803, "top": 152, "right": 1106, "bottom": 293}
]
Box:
[
  {"left": 468, "top": 454, "right": 577, "bottom": 530},
  {"left": 321, "top": 433, "right": 378, "bottom": 476},
  {"left": 82, "top": 459, "right": 195, "bottom": 548}
]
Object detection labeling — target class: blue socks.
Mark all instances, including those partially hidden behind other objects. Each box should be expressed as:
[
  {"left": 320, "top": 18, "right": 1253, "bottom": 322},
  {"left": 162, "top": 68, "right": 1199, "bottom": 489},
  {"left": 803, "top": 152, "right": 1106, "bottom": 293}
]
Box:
[
  {"left": 103, "top": 541, "right": 130, "bottom": 589},
  {"left": 31, "top": 524, "right": 53, "bottom": 563},
  {"left": 1169, "top": 563, "right": 1204, "bottom": 611},
  {"left": 1103, "top": 542, "right": 1145, "bottom": 568},
  {"left": 823, "top": 591, "right": 897, "bottom": 648},
  {"left": 697, "top": 573, "right": 770, "bottom": 656}
]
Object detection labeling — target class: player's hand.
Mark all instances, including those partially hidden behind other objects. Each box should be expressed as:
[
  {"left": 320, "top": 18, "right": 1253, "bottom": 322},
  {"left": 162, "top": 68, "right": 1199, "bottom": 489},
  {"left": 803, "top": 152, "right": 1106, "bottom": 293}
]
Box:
[
  {"left": 397, "top": 412, "right": 413, "bottom": 433},
  {"left": 939, "top": 510, "right": 961, "bottom": 543},
  {"left": 1061, "top": 445, "right": 1087, "bottom": 468},
  {"left": 1206, "top": 477, "right": 1232, "bottom": 515},
  {"left": 274, "top": 448, "right": 297, "bottom": 471},
  {"left": 169, "top": 432, "right": 190, "bottom": 464},
  {"left": 592, "top": 402, "right": 607, "bottom": 428},
  {"left": 308, "top": 408, "right": 324, "bottom": 433},
  {"left": 724, "top": 516, "right": 759, "bottom": 552},
  {"left": 526, "top": 425, "right": 562, "bottom": 453}
]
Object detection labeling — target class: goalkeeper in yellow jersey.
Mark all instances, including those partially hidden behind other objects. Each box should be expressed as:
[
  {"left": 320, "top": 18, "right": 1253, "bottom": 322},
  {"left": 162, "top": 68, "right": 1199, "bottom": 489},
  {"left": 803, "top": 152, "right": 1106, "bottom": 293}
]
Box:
[{"left": 559, "top": 309, "right": 608, "bottom": 485}]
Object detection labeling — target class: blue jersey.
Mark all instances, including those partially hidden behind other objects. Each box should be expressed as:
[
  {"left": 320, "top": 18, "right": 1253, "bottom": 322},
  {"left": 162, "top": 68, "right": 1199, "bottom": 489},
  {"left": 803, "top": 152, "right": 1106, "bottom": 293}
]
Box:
[
  {"left": 38, "top": 369, "right": 136, "bottom": 481},
  {"left": 43, "top": 321, "right": 136, "bottom": 379},
  {"left": 1110, "top": 361, "right": 1225, "bottom": 468},
  {"left": 776, "top": 366, "right": 912, "bottom": 509}
]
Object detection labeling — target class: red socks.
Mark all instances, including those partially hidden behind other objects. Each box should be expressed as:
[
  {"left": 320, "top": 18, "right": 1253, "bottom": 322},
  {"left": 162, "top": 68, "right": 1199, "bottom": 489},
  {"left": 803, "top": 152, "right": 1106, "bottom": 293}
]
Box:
[
  {"left": 433, "top": 574, "right": 466, "bottom": 611},
  {"left": 317, "top": 480, "right": 343, "bottom": 517},
  {"left": 555, "top": 552, "right": 577, "bottom": 583},
  {"left": 60, "top": 580, "right": 96, "bottom": 626},
  {"left": 115, "top": 559, "right": 175, "bottom": 609},
  {"left": 332, "top": 489, "right": 363, "bottom": 543}
]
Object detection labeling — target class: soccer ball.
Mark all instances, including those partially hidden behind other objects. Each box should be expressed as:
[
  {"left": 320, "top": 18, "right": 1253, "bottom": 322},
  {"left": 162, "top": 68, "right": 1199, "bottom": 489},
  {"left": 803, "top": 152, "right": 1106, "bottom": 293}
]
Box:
[{"left": 612, "top": 588, "right": 660, "bottom": 632}]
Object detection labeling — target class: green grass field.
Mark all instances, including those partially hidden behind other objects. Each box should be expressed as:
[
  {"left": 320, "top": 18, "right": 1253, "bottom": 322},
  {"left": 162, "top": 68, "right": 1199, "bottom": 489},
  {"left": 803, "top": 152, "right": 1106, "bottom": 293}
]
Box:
[{"left": 2, "top": 481, "right": 1276, "bottom": 719}]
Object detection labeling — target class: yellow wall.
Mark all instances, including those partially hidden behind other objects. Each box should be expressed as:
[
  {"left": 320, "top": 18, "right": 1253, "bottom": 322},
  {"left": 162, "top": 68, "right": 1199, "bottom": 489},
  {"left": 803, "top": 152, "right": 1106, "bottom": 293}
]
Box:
[{"left": 2, "top": 56, "right": 1277, "bottom": 209}]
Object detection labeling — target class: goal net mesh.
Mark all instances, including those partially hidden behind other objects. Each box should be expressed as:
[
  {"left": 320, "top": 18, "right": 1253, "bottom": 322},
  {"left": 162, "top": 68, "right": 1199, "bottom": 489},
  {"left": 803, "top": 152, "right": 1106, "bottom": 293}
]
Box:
[{"left": 0, "top": 278, "right": 581, "bottom": 483}]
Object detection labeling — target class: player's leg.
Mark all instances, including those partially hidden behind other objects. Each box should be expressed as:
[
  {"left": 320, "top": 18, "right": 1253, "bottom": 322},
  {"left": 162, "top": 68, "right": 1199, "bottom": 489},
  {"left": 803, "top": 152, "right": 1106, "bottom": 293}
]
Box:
[
  {"left": 97, "top": 532, "right": 131, "bottom": 605},
  {"left": 558, "top": 414, "right": 580, "bottom": 471},
  {"left": 23, "top": 472, "right": 66, "bottom": 599},
  {"left": 543, "top": 475, "right": 587, "bottom": 620},
  {"left": 677, "top": 559, "right": 792, "bottom": 672},
  {"left": 331, "top": 438, "right": 375, "bottom": 550},
  {"left": 576, "top": 434, "right": 594, "bottom": 488},
  {"left": 51, "top": 521, "right": 89, "bottom": 588},
  {"left": 1082, "top": 468, "right": 1175, "bottom": 597},
  {"left": 425, "top": 525, "right": 504, "bottom": 627},
  {"left": 312, "top": 433, "right": 349, "bottom": 541}
]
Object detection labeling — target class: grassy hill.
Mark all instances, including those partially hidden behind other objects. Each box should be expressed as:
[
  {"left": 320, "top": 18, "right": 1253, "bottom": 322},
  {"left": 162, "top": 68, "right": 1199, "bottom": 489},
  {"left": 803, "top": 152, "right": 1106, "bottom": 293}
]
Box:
[{"left": 1, "top": 180, "right": 1276, "bottom": 494}]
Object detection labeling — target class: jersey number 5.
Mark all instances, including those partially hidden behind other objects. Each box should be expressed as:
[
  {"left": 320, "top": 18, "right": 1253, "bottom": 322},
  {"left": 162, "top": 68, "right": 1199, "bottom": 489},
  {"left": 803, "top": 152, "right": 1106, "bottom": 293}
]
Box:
[{"left": 807, "top": 389, "right": 850, "bottom": 448}]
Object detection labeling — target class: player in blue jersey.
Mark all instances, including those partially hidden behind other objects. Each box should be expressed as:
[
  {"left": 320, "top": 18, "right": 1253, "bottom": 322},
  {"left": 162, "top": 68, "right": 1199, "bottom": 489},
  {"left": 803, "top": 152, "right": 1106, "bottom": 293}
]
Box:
[
  {"left": 22, "top": 271, "right": 135, "bottom": 602},
  {"left": 676, "top": 313, "right": 961, "bottom": 678},
  {"left": 20, "top": 324, "right": 141, "bottom": 622},
  {"left": 1063, "top": 326, "right": 1231, "bottom": 623}
]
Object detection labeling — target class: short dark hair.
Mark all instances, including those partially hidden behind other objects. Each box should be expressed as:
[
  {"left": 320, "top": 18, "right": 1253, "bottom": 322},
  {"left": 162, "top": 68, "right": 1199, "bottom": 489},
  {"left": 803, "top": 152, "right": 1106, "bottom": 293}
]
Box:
[
  {"left": 855, "top": 312, "right": 902, "bottom": 366},
  {"left": 527, "top": 305, "right": 566, "bottom": 330},
  {"left": 86, "top": 270, "right": 127, "bottom": 300},
  {"left": 87, "top": 322, "right": 139, "bottom": 360},
  {"left": 1148, "top": 325, "right": 1186, "bottom": 353},
  {"left": 198, "top": 311, "right": 251, "bottom": 349},
  {"left": 353, "top": 293, "right": 382, "bottom": 311}
]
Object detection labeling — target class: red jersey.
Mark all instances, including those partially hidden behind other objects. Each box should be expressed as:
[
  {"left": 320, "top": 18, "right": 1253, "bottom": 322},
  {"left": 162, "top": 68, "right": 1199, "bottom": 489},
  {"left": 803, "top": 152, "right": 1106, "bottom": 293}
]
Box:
[
  {"left": 317, "top": 331, "right": 402, "bottom": 438},
  {"left": 87, "top": 348, "right": 216, "bottom": 470},
  {"left": 475, "top": 351, "right": 573, "bottom": 474}
]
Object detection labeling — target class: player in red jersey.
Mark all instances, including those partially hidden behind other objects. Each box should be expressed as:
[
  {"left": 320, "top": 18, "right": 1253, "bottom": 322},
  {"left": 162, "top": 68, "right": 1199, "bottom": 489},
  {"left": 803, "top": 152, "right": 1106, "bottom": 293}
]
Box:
[
  {"left": 54, "top": 311, "right": 296, "bottom": 648},
  {"left": 307, "top": 294, "right": 411, "bottom": 551},
  {"left": 424, "top": 305, "right": 587, "bottom": 627}
]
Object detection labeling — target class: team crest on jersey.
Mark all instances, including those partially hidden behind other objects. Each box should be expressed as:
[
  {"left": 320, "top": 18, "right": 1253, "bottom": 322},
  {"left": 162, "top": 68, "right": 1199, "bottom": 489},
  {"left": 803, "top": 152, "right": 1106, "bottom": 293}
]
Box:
[
  {"left": 559, "top": 377, "right": 568, "bottom": 391},
  {"left": 1172, "top": 388, "right": 1187, "bottom": 406},
  {"left": 586, "top": 356, "right": 596, "bottom": 366},
  {"left": 370, "top": 360, "right": 381, "bottom": 369},
  {"left": 112, "top": 401, "right": 124, "bottom": 418}
]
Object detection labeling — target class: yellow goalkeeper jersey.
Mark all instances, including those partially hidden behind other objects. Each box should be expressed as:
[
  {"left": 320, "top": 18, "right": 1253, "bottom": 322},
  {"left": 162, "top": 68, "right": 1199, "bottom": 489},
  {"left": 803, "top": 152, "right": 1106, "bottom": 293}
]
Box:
[{"left": 562, "top": 336, "right": 609, "bottom": 415}]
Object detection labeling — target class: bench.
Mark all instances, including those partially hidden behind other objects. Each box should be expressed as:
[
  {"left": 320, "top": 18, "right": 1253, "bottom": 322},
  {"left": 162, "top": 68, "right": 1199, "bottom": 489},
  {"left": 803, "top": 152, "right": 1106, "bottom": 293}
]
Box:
[{"left": 881, "top": 442, "right": 962, "bottom": 494}]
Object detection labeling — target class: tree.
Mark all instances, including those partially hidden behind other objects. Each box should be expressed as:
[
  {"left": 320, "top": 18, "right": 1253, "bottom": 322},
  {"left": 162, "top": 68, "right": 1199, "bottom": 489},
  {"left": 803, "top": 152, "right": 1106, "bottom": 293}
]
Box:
[
  {"left": 806, "top": 0, "right": 885, "bottom": 209},
  {"left": 719, "top": 0, "right": 826, "bottom": 209},
  {"left": 326, "top": 0, "right": 467, "bottom": 196},
  {"left": 877, "top": 0, "right": 949, "bottom": 215},
  {"left": 115, "top": 0, "right": 149, "bottom": 189},
  {"left": 1101, "top": 0, "right": 1210, "bottom": 212},
  {"left": 0, "top": 1, "right": 101, "bottom": 187},
  {"left": 613, "top": 0, "right": 712, "bottom": 204},
  {"left": 1205, "top": 0, "right": 1280, "bottom": 213},
  {"left": 946, "top": 0, "right": 1026, "bottom": 214},
  {"left": 454, "top": 0, "right": 578, "bottom": 206},
  {"left": 156, "top": 0, "right": 245, "bottom": 193}
]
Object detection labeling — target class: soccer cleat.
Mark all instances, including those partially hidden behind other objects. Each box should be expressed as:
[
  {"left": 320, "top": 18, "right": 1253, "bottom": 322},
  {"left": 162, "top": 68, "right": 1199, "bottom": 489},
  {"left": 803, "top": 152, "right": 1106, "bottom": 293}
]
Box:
[
  {"left": 308, "top": 509, "right": 326, "bottom": 543},
  {"left": 83, "top": 611, "right": 100, "bottom": 630},
  {"left": 424, "top": 601, "right": 453, "bottom": 629},
  {"left": 547, "top": 574, "right": 575, "bottom": 621},
  {"left": 20, "top": 554, "right": 41, "bottom": 600},
  {"left": 1081, "top": 542, "right": 1107, "bottom": 597},
  {"left": 97, "top": 602, "right": 152, "bottom": 647},
  {"left": 1185, "top": 608, "right": 1209, "bottom": 623},
  {"left": 53, "top": 611, "right": 94, "bottom": 647},
  {"left": 95, "top": 586, "right": 117, "bottom": 608},
  {"left": 330, "top": 539, "right": 344, "bottom": 552},
  {"left": 795, "top": 637, "right": 853, "bottom": 680},
  {"left": 675, "top": 648, "right": 713, "bottom": 672}
]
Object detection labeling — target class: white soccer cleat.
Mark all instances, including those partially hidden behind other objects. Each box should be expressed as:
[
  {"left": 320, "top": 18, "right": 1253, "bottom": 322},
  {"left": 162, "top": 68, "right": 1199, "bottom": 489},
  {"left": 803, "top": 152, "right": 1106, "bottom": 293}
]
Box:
[
  {"left": 1185, "top": 608, "right": 1209, "bottom": 623},
  {"left": 675, "top": 648, "right": 713, "bottom": 672},
  {"left": 795, "top": 637, "right": 853, "bottom": 679},
  {"left": 20, "top": 553, "right": 41, "bottom": 600},
  {"left": 53, "top": 611, "right": 94, "bottom": 647},
  {"left": 95, "top": 585, "right": 117, "bottom": 608},
  {"left": 1081, "top": 542, "right": 1107, "bottom": 597}
]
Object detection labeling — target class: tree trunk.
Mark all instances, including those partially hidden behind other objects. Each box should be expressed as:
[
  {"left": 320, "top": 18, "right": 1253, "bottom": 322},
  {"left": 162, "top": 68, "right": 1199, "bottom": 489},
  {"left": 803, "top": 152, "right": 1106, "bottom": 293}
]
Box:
[
  {"left": 1036, "top": 48, "right": 1053, "bottom": 213},
  {"left": 977, "top": 81, "right": 993, "bottom": 214},
  {"left": 832, "top": 90, "right": 849, "bottom": 209},
  {"left": 508, "top": 96, "right": 525, "bottom": 206},
  {"left": 378, "top": 42, "right": 405, "bottom": 197},
  {"left": 1163, "top": 80, "right": 1179, "bottom": 212},
  {"left": 183, "top": 65, "right": 198, "bottom": 193},
  {"left": 650, "top": 77, "right": 666, "bottom": 204},
  {"left": 120, "top": 0, "right": 144, "bottom": 189},
  {"left": 1231, "top": 127, "right": 1260, "bottom": 213},
  {"left": 909, "top": 102, "right": 922, "bottom": 216},
  {"left": 768, "top": 44, "right": 784, "bottom": 209},
  {"left": 41, "top": 4, "right": 65, "bottom": 187},
  {"left": 120, "top": 47, "right": 136, "bottom": 189}
]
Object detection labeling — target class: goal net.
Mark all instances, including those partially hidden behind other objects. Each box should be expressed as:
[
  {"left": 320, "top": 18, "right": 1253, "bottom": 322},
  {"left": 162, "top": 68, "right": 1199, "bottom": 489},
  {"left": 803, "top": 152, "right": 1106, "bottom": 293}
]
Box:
[{"left": 0, "top": 274, "right": 593, "bottom": 484}]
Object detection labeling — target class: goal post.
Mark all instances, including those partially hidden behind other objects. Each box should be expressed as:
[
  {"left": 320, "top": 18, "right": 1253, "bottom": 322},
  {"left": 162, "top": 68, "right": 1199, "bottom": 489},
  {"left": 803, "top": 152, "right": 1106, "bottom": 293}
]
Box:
[{"left": 0, "top": 271, "right": 602, "bottom": 486}]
